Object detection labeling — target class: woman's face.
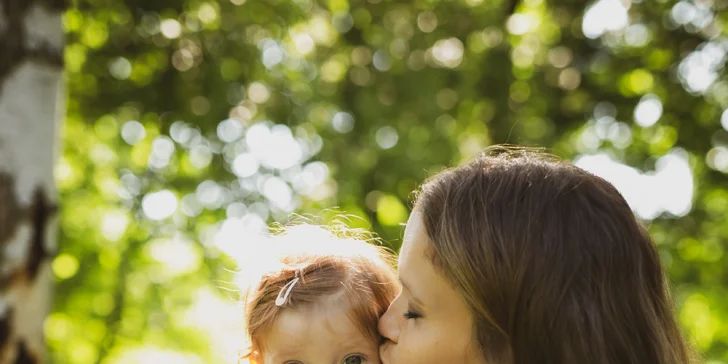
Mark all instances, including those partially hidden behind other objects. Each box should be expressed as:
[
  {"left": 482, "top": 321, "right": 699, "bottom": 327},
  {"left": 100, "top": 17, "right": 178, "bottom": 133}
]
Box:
[{"left": 378, "top": 210, "right": 485, "bottom": 364}]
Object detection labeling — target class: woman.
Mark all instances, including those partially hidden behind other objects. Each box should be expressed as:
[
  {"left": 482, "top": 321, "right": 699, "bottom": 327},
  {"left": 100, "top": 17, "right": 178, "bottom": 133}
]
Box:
[{"left": 378, "top": 147, "right": 694, "bottom": 364}]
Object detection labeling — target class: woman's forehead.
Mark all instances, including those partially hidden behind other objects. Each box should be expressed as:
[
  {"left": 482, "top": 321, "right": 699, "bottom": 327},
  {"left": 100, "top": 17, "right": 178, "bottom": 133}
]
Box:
[
  {"left": 399, "top": 213, "right": 435, "bottom": 287},
  {"left": 400, "top": 211, "right": 468, "bottom": 310},
  {"left": 401, "top": 211, "right": 427, "bottom": 263}
]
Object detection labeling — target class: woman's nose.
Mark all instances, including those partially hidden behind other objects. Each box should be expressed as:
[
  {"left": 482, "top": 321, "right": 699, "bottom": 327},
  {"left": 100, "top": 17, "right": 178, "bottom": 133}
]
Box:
[{"left": 378, "top": 304, "right": 400, "bottom": 343}]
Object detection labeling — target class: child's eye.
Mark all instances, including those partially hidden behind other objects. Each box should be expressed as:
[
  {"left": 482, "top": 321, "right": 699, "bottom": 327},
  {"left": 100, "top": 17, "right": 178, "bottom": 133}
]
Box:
[
  {"left": 342, "top": 354, "right": 365, "bottom": 364},
  {"left": 403, "top": 309, "right": 421, "bottom": 320}
]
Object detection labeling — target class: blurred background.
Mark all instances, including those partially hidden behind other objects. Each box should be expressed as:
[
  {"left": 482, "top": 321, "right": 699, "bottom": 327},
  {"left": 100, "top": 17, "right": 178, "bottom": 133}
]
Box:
[{"left": 51, "top": 0, "right": 728, "bottom": 362}]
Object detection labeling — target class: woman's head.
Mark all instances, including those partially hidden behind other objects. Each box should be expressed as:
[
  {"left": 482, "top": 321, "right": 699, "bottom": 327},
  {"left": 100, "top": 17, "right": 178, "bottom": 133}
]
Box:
[
  {"left": 241, "top": 224, "right": 398, "bottom": 364},
  {"left": 379, "top": 147, "right": 693, "bottom": 364}
]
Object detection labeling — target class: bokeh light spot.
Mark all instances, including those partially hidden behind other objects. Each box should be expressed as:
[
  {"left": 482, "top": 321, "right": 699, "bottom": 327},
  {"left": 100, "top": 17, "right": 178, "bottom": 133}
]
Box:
[
  {"left": 141, "top": 190, "right": 178, "bottom": 220},
  {"left": 52, "top": 254, "right": 79, "bottom": 279},
  {"left": 375, "top": 126, "right": 399, "bottom": 149},
  {"left": 582, "top": 0, "right": 628, "bottom": 39},
  {"left": 506, "top": 14, "right": 540, "bottom": 35},
  {"left": 332, "top": 112, "right": 355, "bottom": 133},
  {"left": 372, "top": 50, "right": 392, "bottom": 71},
  {"left": 417, "top": 11, "right": 438, "bottom": 33},
  {"left": 376, "top": 194, "right": 407, "bottom": 226},
  {"left": 232, "top": 153, "right": 260, "bottom": 178},
  {"left": 121, "top": 121, "right": 146, "bottom": 145},
  {"left": 706, "top": 147, "right": 728, "bottom": 173},
  {"left": 108, "top": 57, "right": 132, "bottom": 80},
  {"left": 431, "top": 38, "right": 464, "bottom": 69},
  {"left": 634, "top": 94, "right": 663, "bottom": 127},
  {"left": 149, "top": 238, "right": 202, "bottom": 277},
  {"left": 575, "top": 149, "right": 693, "bottom": 219},
  {"left": 217, "top": 118, "right": 244, "bottom": 143},
  {"left": 160, "top": 19, "right": 182, "bottom": 39},
  {"left": 101, "top": 211, "right": 129, "bottom": 242},
  {"left": 248, "top": 82, "right": 271, "bottom": 104},
  {"left": 263, "top": 176, "right": 294, "bottom": 211}
]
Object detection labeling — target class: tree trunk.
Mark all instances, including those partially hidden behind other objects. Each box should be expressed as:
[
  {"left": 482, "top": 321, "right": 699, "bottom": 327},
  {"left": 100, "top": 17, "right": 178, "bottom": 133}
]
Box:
[{"left": 0, "top": 0, "right": 65, "bottom": 362}]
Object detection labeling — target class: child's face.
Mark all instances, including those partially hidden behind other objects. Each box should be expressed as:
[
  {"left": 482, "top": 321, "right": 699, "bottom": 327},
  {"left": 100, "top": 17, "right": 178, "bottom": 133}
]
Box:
[{"left": 256, "top": 298, "right": 380, "bottom": 364}]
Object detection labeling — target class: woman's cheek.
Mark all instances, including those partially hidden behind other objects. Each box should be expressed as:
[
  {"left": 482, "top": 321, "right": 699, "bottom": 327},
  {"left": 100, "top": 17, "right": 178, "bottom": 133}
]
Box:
[
  {"left": 399, "top": 320, "right": 420, "bottom": 349},
  {"left": 402, "top": 334, "right": 429, "bottom": 364},
  {"left": 408, "top": 323, "right": 441, "bottom": 360}
]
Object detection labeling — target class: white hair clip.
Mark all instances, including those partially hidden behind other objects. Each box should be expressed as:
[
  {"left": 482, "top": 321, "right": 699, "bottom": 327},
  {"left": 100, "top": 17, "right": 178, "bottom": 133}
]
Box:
[{"left": 275, "top": 277, "right": 299, "bottom": 307}]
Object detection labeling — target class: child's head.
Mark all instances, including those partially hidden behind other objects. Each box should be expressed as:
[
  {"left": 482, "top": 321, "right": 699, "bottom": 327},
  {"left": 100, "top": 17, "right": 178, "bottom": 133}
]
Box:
[{"left": 239, "top": 224, "right": 399, "bottom": 364}]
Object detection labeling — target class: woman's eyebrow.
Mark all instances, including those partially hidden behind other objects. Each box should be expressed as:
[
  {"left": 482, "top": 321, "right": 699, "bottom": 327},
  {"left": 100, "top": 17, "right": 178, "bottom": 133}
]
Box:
[{"left": 399, "top": 277, "right": 425, "bottom": 306}]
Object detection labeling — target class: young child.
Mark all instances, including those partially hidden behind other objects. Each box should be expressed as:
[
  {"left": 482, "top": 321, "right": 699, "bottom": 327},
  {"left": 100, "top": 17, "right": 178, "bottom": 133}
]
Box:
[{"left": 237, "top": 223, "right": 399, "bottom": 364}]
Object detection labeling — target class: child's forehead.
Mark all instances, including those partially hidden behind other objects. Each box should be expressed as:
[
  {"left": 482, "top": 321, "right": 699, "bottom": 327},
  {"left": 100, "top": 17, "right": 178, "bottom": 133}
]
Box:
[
  {"left": 261, "top": 301, "right": 375, "bottom": 356},
  {"left": 271, "top": 296, "right": 357, "bottom": 331}
]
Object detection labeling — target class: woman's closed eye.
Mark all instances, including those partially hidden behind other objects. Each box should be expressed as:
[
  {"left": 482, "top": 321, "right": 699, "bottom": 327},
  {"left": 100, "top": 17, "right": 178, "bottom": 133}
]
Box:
[{"left": 403, "top": 309, "right": 422, "bottom": 320}]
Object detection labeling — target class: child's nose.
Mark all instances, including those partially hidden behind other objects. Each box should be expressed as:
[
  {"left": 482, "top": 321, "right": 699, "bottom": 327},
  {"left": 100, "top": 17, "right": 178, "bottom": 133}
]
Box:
[{"left": 378, "top": 305, "right": 400, "bottom": 344}]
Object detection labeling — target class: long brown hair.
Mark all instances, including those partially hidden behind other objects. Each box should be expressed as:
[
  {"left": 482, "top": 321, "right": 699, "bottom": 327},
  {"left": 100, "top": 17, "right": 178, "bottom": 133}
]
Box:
[{"left": 415, "top": 146, "right": 695, "bottom": 364}]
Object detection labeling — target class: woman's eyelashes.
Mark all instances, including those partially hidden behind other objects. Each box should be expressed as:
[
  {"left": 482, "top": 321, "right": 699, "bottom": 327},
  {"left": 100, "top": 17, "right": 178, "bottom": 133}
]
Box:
[{"left": 403, "top": 308, "right": 422, "bottom": 320}]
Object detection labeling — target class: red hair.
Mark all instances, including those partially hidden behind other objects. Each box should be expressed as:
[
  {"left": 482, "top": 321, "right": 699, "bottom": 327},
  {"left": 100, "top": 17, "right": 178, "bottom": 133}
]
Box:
[{"left": 238, "top": 224, "right": 399, "bottom": 361}]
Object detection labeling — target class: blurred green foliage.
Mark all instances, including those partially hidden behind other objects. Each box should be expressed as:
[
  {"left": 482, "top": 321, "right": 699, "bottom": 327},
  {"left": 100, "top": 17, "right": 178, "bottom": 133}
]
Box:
[{"left": 54, "top": 0, "right": 728, "bottom": 362}]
